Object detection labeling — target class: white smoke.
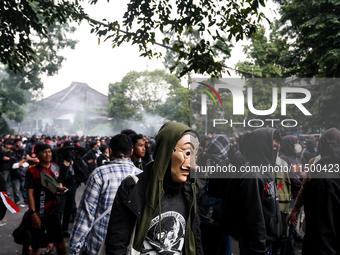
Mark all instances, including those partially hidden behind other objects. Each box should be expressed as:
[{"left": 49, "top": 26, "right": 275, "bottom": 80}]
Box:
[{"left": 88, "top": 113, "right": 166, "bottom": 137}]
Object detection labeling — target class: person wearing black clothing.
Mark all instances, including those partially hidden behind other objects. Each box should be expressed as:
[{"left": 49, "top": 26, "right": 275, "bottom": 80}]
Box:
[
  {"left": 222, "top": 128, "right": 282, "bottom": 255},
  {"left": 1, "top": 139, "right": 15, "bottom": 193},
  {"left": 148, "top": 138, "right": 156, "bottom": 160},
  {"left": 197, "top": 135, "right": 232, "bottom": 255},
  {"left": 302, "top": 139, "right": 316, "bottom": 164},
  {"left": 12, "top": 138, "right": 22, "bottom": 154},
  {"left": 97, "top": 145, "right": 110, "bottom": 167},
  {"left": 0, "top": 172, "right": 7, "bottom": 220},
  {"left": 228, "top": 139, "right": 239, "bottom": 164},
  {"left": 131, "top": 134, "right": 146, "bottom": 170},
  {"left": 142, "top": 136, "right": 152, "bottom": 164},
  {"left": 120, "top": 129, "right": 137, "bottom": 136},
  {"left": 105, "top": 122, "right": 203, "bottom": 255},
  {"left": 279, "top": 135, "right": 305, "bottom": 255},
  {"left": 10, "top": 148, "right": 28, "bottom": 204},
  {"left": 25, "top": 143, "right": 67, "bottom": 255},
  {"left": 25, "top": 137, "right": 37, "bottom": 155},
  {"left": 82, "top": 142, "right": 97, "bottom": 174},
  {"left": 73, "top": 139, "right": 87, "bottom": 157},
  {"left": 52, "top": 140, "right": 88, "bottom": 237},
  {"left": 302, "top": 128, "right": 340, "bottom": 255}
]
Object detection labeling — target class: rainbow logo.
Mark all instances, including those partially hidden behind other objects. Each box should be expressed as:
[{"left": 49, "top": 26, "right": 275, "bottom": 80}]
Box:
[{"left": 197, "top": 82, "right": 222, "bottom": 106}]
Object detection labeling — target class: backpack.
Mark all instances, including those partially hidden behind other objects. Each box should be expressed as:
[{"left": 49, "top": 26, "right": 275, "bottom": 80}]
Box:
[
  {"left": 197, "top": 179, "right": 223, "bottom": 226},
  {"left": 274, "top": 157, "right": 291, "bottom": 214},
  {"left": 74, "top": 154, "right": 89, "bottom": 183},
  {"left": 12, "top": 211, "right": 31, "bottom": 245}
]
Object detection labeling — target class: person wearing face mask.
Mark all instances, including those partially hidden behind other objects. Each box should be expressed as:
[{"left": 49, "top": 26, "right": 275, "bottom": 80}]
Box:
[
  {"left": 196, "top": 135, "right": 233, "bottom": 255},
  {"left": 302, "top": 138, "right": 316, "bottom": 164},
  {"left": 279, "top": 136, "right": 304, "bottom": 200},
  {"left": 272, "top": 144, "right": 292, "bottom": 255},
  {"left": 96, "top": 140, "right": 101, "bottom": 152},
  {"left": 278, "top": 135, "right": 305, "bottom": 255},
  {"left": 52, "top": 140, "right": 89, "bottom": 238},
  {"left": 105, "top": 121, "right": 203, "bottom": 255},
  {"left": 221, "top": 128, "right": 282, "bottom": 255},
  {"left": 97, "top": 145, "right": 110, "bottom": 167}
]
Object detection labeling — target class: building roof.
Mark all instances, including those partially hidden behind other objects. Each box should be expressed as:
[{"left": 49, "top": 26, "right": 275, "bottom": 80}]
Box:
[{"left": 40, "top": 82, "right": 108, "bottom": 111}]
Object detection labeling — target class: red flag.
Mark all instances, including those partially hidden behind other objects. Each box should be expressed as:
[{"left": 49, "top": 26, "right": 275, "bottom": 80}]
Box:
[{"left": 0, "top": 192, "right": 20, "bottom": 213}]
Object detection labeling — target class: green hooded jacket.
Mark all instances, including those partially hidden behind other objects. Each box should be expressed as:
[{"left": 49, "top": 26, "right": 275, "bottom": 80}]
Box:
[{"left": 133, "top": 121, "right": 198, "bottom": 254}]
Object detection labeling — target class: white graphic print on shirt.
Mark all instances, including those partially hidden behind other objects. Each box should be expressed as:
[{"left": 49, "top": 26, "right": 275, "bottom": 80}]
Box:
[{"left": 141, "top": 211, "right": 186, "bottom": 255}]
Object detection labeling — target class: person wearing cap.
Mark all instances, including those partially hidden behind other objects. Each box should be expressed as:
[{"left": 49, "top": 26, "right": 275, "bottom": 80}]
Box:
[
  {"left": 52, "top": 140, "right": 85, "bottom": 237},
  {"left": 25, "top": 143, "right": 67, "bottom": 255}
]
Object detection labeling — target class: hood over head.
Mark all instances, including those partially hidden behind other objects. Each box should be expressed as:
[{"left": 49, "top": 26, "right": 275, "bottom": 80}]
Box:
[
  {"left": 319, "top": 128, "right": 340, "bottom": 157},
  {"left": 242, "top": 128, "right": 278, "bottom": 166},
  {"left": 202, "top": 135, "right": 230, "bottom": 165},
  {"left": 280, "top": 135, "right": 298, "bottom": 157},
  {"left": 305, "top": 139, "right": 316, "bottom": 152},
  {"left": 134, "top": 121, "right": 192, "bottom": 250},
  {"left": 279, "top": 135, "right": 302, "bottom": 166}
]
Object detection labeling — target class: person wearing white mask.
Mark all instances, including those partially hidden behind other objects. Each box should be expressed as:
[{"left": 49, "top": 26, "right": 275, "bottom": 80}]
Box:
[
  {"left": 279, "top": 135, "right": 305, "bottom": 255},
  {"left": 294, "top": 142, "right": 302, "bottom": 154}
]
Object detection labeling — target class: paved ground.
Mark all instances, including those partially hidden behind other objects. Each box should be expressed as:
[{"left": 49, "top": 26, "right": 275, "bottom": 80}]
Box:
[{"left": 0, "top": 185, "right": 302, "bottom": 255}]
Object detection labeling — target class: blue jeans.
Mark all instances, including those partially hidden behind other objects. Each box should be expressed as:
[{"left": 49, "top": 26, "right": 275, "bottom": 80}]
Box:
[
  {"left": 217, "top": 233, "right": 232, "bottom": 255},
  {"left": 2, "top": 170, "right": 11, "bottom": 192},
  {"left": 20, "top": 179, "right": 27, "bottom": 201},
  {"left": 11, "top": 178, "right": 21, "bottom": 203},
  {"left": 11, "top": 178, "right": 27, "bottom": 203}
]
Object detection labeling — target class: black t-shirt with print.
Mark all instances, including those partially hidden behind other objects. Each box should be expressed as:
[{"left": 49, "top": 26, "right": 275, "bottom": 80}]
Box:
[
  {"left": 141, "top": 191, "right": 188, "bottom": 255},
  {"left": 24, "top": 163, "right": 60, "bottom": 217}
]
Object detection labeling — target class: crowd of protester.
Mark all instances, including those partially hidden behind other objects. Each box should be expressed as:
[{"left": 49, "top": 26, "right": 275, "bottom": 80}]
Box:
[{"left": 0, "top": 124, "right": 339, "bottom": 255}]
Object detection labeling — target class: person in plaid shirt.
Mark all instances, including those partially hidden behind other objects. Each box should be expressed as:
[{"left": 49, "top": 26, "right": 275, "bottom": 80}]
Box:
[{"left": 69, "top": 134, "right": 142, "bottom": 255}]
